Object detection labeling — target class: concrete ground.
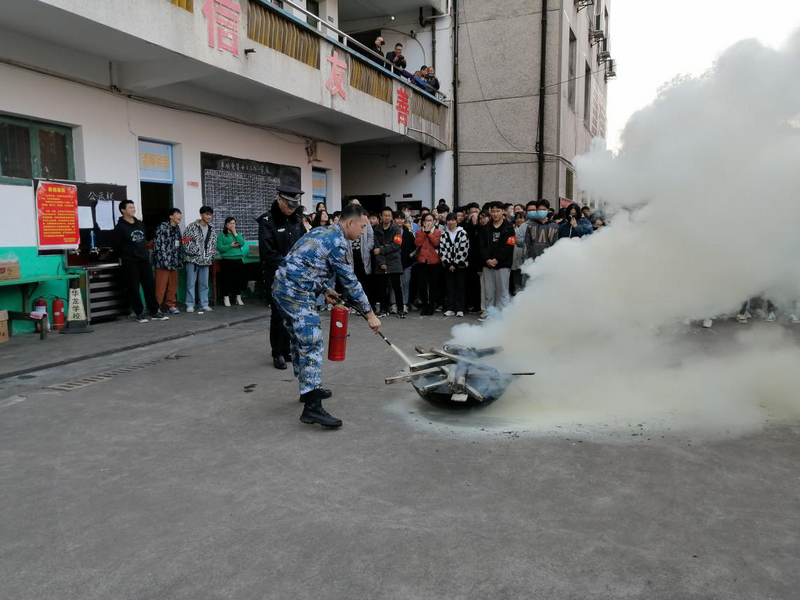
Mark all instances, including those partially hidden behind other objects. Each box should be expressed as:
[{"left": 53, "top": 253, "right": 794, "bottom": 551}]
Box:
[{"left": 0, "top": 308, "right": 798, "bottom": 600}]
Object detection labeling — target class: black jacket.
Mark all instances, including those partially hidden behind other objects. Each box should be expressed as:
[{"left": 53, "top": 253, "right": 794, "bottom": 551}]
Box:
[
  {"left": 463, "top": 219, "right": 483, "bottom": 271},
  {"left": 398, "top": 227, "right": 416, "bottom": 269},
  {"left": 113, "top": 217, "right": 149, "bottom": 262},
  {"left": 425, "top": 75, "right": 440, "bottom": 91},
  {"left": 479, "top": 220, "right": 515, "bottom": 270},
  {"left": 385, "top": 51, "right": 407, "bottom": 72},
  {"left": 256, "top": 202, "right": 305, "bottom": 292},
  {"left": 373, "top": 222, "right": 404, "bottom": 274}
]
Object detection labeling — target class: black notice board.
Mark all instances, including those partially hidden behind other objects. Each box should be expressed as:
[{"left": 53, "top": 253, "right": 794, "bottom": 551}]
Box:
[
  {"left": 41, "top": 179, "right": 127, "bottom": 249},
  {"left": 200, "top": 153, "right": 302, "bottom": 241}
]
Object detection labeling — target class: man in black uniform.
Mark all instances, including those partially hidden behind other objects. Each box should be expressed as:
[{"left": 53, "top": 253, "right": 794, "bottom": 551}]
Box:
[{"left": 256, "top": 185, "right": 307, "bottom": 370}]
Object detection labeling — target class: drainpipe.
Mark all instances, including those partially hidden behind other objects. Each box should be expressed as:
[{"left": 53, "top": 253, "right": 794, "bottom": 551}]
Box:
[
  {"left": 452, "top": 0, "right": 460, "bottom": 206},
  {"left": 536, "top": 0, "right": 547, "bottom": 200},
  {"left": 431, "top": 153, "right": 436, "bottom": 208}
]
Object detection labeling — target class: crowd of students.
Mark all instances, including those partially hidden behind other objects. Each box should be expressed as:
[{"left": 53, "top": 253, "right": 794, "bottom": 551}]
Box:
[{"left": 316, "top": 198, "right": 606, "bottom": 322}]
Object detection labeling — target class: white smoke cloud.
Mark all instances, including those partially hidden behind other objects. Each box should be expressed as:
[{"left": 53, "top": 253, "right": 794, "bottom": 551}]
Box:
[{"left": 451, "top": 31, "right": 800, "bottom": 437}]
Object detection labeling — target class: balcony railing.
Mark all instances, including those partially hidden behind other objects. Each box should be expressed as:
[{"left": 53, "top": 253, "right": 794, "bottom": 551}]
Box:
[
  {"left": 350, "top": 58, "right": 392, "bottom": 104},
  {"left": 248, "top": 0, "right": 320, "bottom": 69},
  {"left": 168, "top": 0, "right": 193, "bottom": 12}
]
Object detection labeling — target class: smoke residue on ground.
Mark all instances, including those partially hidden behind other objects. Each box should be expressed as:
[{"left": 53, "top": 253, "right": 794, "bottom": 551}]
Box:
[{"left": 451, "top": 30, "right": 800, "bottom": 436}]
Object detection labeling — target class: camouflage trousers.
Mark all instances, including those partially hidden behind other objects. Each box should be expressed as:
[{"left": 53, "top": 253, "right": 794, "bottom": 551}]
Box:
[{"left": 272, "top": 287, "right": 323, "bottom": 395}]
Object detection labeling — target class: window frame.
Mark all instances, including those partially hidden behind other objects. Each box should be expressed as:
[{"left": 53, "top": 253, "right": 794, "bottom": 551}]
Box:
[{"left": 0, "top": 114, "right": 75, "bottom": 186}]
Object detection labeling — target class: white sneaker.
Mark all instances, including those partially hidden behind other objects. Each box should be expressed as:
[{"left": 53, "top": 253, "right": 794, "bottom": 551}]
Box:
[
  {"left": 479, "top": 311, "right": 489, "bottom": 319},
  {"left": 765, "top": 311, "right": 776, "bottom": 322},
  {"left": 223, "top": 296, "right": 231, "bottom": 307},
  {"left": 456, "top": 311, "right": 464, "bottom": 317},
  {"left": 201, "top": 305, "right": 212, "bottom": 312},
  {"left": 444, "top": 310, "right": 455, "bottom": 317},
  {"left": 736, "top": 313, "right": 748, "bottom": 324},
  {"left": 186, "top": 306, "right": 195, "bottom": 313},
  {"left": 790, "top": 314, "right": 800, "bottom": 324},
  {"left": 390, "top": 305, "right": 398, "bottom": 314},
  {"left": 702, "top": 318, "right": 713, "bottom": 329},
  {"left": 235, "top": 295, "right": 244, "bottom": 306}
]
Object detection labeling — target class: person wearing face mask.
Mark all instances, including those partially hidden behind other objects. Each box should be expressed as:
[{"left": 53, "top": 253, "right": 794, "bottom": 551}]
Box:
[
  {"left": 558, "top": 202, "right": 594, "bottom": 239},
  {"left": 510, "top": 211, "right": 527, "bottom": 295},
  {"left": 516, "top": 200, "right": 559, "bottom": 287}
]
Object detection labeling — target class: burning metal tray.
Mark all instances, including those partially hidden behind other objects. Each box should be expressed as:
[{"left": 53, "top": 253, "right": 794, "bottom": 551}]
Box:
[{"left": 385, "top": 344, "right": 532, "bottom": 409}]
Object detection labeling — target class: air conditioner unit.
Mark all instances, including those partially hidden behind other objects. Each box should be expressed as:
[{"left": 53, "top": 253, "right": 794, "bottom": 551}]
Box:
[
  {"left": 590, "top": 14, "right": 605, "bottom": 42},
  {"left": 605, "top": 59, "right": 617, "bottom": 81},
  {"left": 575, "top": 0, "right": 594, "bottom": 9},
  {"left": 598, "top": 50, "right": 611, "bottom": 63}
]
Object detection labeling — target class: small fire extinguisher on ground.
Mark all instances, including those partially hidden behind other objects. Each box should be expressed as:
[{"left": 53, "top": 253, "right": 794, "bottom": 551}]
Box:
[{"left": 328, "top": 304, "right": 349, "bottom": 361}]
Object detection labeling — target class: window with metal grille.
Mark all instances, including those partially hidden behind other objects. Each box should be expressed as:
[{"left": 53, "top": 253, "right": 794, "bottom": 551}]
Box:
[
  {"left": 0, "top": 115, "right": 74, "bottom": 183},
  {"left": 565, "top": 168, "right": 575, "bottom": 200}
]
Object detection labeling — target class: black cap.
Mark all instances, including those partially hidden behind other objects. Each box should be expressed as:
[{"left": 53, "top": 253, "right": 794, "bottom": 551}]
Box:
[{"left": 276, "top": 185, "right": 304, "bottom": 208}]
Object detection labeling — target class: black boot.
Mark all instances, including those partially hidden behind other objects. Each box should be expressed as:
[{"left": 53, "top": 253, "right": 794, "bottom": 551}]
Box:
[
  {"left": 298, "top": 388, "right": 332, "bottom": 402},
  {"left": 273, "top": 355, "right": 287, "bottom": 370},
  {"left": 300, "top": 391, "right": 342, "bottom": 428}
]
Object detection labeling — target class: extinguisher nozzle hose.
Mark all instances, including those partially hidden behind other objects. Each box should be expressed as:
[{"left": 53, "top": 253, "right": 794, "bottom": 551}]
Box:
[{"left": 342, "top": 300, "right": 395, "bottom": 347}]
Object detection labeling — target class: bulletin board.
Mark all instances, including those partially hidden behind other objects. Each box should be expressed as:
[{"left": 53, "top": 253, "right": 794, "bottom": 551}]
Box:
[
  {"left": 200, "top": 153, "right": 301, "bottom": 241},
  {"left": 33, "top": 180, "right": 128, "bottom": 250}
]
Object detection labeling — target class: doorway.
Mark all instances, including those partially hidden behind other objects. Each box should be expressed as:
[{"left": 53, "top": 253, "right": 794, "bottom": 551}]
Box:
[
  {"left": 140, "top": 182, "right": 173, "bottom": 240},
  {"left": 138, "top": 139, "right": 176, "bottom": 240}
]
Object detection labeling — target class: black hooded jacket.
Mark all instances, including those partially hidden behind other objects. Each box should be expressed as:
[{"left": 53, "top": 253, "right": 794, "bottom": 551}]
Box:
[
  {"left": 113, "top": 217, "right": 150, "bottom": 262},
  {"left": 256, "top": 201, "right": 305, "bottom": 293}
]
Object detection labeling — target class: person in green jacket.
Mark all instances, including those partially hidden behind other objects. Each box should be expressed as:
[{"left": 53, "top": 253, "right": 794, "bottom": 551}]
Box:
[{"left": 217, "top": 217, "right": 247, "bottom": 307}]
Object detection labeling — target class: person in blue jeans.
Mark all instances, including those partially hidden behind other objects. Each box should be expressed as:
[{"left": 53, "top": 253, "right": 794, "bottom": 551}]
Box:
[{"left": 182, "top": 206, "right": 217, "bottom": 313}]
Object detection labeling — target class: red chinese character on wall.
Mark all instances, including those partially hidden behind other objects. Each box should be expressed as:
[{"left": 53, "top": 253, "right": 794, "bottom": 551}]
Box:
[
  {"left": 325, "top": 50, "right": 348, "bottom": 100},
  {"left": 397, "top": 87, "right": 410, "bottom": 125},
  {"left": 202, "top": 0, "right": 241, "bottom": 57}
]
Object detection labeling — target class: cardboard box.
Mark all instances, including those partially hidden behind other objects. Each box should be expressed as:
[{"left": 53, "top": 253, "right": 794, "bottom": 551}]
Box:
[
  {"left": 0, "top": 260, "right": 21, "bottom": 281},
  {"left": 0, "top": 310, "right": 8, "bottom": 344}
]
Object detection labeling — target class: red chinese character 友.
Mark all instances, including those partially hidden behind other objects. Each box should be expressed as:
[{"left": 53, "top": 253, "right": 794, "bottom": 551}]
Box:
[
  {"left": 325, "top": 50, "right": 348, "bottom": 100},
  {"left": 202, "top": 0, "right": 241, "bottom": 57}
]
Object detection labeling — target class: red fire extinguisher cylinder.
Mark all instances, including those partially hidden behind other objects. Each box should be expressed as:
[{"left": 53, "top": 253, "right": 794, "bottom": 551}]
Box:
[
  {"left": 52, "top": 298, "right": 66, "bottom": 330},
  {"left": 328, "top": 305, "right": 349, "bottom": 361}
]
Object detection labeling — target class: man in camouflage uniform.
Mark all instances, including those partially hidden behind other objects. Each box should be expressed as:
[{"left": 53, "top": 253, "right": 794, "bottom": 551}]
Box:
[{"left": 273, "top": 202, "right": 381, "bottom": 428}]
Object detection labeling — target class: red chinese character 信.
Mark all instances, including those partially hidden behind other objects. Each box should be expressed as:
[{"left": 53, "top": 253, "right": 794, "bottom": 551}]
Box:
[{"left": 202, "top": 0, "right": 241, "bottom": 57}]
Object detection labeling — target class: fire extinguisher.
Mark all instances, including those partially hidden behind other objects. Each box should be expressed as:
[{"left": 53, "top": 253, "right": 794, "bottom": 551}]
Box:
[
  {"left": 327, "top": 304, "right": 349, "bottom": 361},
  {"left": 52, "top": 297, "right": 66, "bottom": 330}
]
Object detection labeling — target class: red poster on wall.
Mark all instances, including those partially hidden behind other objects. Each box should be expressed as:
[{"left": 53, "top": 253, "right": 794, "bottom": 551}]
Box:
[{"left": 36, "top": 181, "right": 80, "bottom": 250}]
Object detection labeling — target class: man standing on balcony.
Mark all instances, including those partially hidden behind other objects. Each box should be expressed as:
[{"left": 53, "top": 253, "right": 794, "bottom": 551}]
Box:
[
  {"left": 371, "top": 36, "right": 385, "bottom": 64},
  {"left": 386, "top": 43, "right": 407, "bottom": 75},
  {"left": 426, "top": 66, "right": 441, "bottom": 91}
]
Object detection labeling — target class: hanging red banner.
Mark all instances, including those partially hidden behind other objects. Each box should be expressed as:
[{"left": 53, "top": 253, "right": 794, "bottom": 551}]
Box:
[{"left": 36, "top": 181, "right": 80, "bottom": 250}]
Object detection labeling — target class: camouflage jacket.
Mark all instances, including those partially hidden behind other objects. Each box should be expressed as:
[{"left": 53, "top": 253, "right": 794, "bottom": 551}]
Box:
[
  {"left": 152, "top": 222, "right": 184, "bottom": 270},
  {"left": 272, "top": 223, "right": 371, "bottom": 314}
]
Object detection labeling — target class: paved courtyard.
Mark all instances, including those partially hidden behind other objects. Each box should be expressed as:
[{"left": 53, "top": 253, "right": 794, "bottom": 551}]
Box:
[{"left": 0, "top": 309, "right": 798, "bottom": 599}]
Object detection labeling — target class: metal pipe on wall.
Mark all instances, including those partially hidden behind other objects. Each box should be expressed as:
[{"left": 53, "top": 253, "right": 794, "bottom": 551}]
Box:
[
  {"left": 536, "top": 0, "right": 548, "bottom": 201},
  {"left": 452, "top": 0, "right": 460, "bottom": 207}
]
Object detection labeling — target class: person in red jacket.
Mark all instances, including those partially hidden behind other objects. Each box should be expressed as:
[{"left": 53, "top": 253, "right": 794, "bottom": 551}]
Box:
[{"left": 414, "top": 212, "right": 442, "bottom": 316}]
